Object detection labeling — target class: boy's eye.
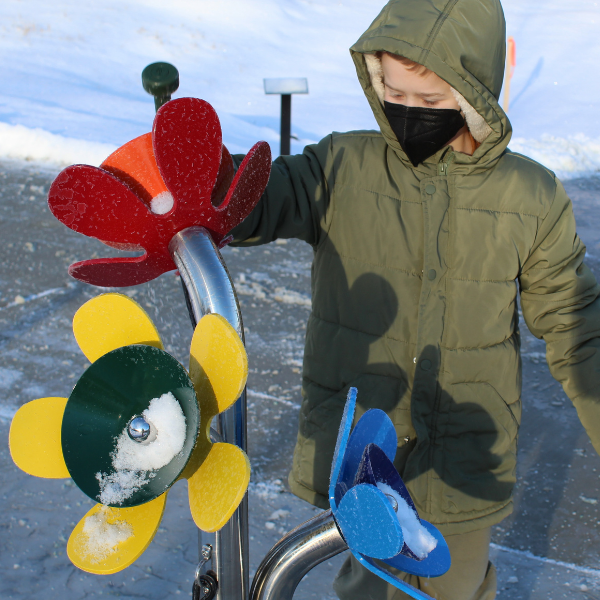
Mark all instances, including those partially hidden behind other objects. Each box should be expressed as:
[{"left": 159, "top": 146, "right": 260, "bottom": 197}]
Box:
[{"left": 425, "top": 100, "right": 438, "bottom": 106}]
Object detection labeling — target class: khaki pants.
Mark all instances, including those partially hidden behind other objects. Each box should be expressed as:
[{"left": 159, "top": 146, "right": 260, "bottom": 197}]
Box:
[{"left": 333, "top": 527, "right": 496, "bottom": 600}]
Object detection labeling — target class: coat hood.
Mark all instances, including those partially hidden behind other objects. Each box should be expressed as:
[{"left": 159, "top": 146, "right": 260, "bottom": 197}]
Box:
[{"left": 350, "top": 0, "right": 512, "bottom": 174}]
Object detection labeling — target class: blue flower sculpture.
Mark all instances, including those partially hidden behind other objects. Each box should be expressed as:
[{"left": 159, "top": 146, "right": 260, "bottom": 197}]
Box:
[{"left": 329, "top": 388, "right": 452, "bottom": 600}]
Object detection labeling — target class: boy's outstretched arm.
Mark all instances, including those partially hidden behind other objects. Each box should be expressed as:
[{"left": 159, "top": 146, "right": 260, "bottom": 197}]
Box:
[
  {"left": 229, "top": 135, "right": 334, "bottom": 247},
  {"left": 520, "top": 180, "right": 600, "bottom": 453}
]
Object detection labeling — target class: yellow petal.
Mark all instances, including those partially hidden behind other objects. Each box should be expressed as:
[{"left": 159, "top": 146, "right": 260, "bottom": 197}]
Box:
[
  {"left": 73, "top": 293, "right": 163, "bottom": 363},
  {"left": 9, "top": 397, "right": 70, "bottom": 478},
  {"left": 188, "top": 443, "right": 250, "bottom": 532},
  {"left": 67, "top": 493, "right": 167, "bottom": 575},
  {"left": 189, "top": 314, "right": 247, "bottom": 415}
]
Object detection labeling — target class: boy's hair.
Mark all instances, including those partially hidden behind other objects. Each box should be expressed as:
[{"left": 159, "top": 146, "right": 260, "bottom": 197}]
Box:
[{"left": 374, "top": 51, "right": 431, "bottom": 78}]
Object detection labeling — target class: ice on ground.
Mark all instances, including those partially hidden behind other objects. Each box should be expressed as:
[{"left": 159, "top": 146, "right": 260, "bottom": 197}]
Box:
[
  {"left": 81, "top": 506, "right": 133, "bottom": 563},
  {"left": 150, "top": 192, "right": 174, "bottom": 215},
  {"left": 249, "top": 479, "right": 285, "bottom": 500},
  {"left": 273, "top": 287, "right": 311, "bottom": 308},
  {"left": 0, "top": 367, "right": 23, "bottom": 389},
  {"left": 97, "top": 392, "right": 187, "bottom": 505},
  {"left": 376, "top": 481, "right": 437, "bottom": 560}
]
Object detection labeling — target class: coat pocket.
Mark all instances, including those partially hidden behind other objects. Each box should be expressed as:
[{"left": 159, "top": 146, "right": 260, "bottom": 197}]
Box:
[{"left": 439, "top": 381, "right": 520, "bottom": 515}]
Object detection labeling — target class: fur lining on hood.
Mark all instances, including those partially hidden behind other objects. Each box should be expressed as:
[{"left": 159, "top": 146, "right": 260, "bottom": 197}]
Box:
[{"left": 364, "top": 53, "right": 492, "bottom": 144}]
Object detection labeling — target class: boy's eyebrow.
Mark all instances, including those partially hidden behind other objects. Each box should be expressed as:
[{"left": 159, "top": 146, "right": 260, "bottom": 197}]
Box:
[{"left": 384, "top": 84, "right": 445, "bottom": 99}]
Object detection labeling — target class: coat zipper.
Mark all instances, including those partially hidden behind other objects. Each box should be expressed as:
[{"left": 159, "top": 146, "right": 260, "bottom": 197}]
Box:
[{"left": 425, "top": 151, "right": 451, "bottom": 513}]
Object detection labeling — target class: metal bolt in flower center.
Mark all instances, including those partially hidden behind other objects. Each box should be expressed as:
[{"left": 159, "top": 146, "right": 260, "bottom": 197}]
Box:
[{"left": 127, "top": 416, "right": 153, "bottom": 443}]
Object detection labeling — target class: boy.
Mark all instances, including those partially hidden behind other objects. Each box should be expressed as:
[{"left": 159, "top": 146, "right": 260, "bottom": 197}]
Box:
[{"left": 232, "top": 0, "right": 600, "bottom": 598}]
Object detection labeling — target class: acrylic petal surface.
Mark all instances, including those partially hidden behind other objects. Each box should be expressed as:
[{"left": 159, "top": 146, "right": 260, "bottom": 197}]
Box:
[
  {"left": 335, "top": 483, "right": 403, "bottom": 559},
  {"left": 213, "top": 140, "right": 272, "bottom": 237},
  {"left": 188, "top": 443, "right": 250, "bottom": 532},
  {"left": 329, "top": 387, "right": 357, "bottom": 511},
  {"left": 73, "top": 293, "right": 163, "bottom": 363},
  {"left": 356, "top": 554, "right": 437, "bottom": 600},
  {"left": 189, "top": 314, "right": 247, "bottom": 416},
  {"left": 68, "top": 254, "right": 174, "bottom": 288},
  {"left": 154, "top": 98, "right": 271, "bottom": 242},
  {"left": 336, "top": 409, "right": 397, "bottom": 507},
  {"left": 48, "top": 164, "right": 158, "bottom": 246},
  {"left": 101, "top": 132, "right": 169, "bottom": 209},
  {"left": 67, "top": 493, "right": 167, "bottom": 575},
  {"left": 153, "top": 98, "right": 222, "bottom": 218},
  {"left": 383, "top": 521, "right": 451, "bottom": 578},
  {"left": 9, "top": 397, "right": 69, "bottom": 479}
]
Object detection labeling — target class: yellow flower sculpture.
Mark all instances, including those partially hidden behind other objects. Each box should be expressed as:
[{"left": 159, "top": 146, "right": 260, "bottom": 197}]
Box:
[{"left": 9, "top": 293, "right": 250, "bottom": 574}]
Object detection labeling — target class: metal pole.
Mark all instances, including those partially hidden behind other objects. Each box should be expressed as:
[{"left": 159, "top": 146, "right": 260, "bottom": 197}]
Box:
[
  {"left": 249, "top": 510, "right": 347, "bottom": 600},
  {"left": 280, "top": 94, "right": 291, "bottom": 156},
  {"left": 169, "top": 226, "right": 249, "bottom": 600}
]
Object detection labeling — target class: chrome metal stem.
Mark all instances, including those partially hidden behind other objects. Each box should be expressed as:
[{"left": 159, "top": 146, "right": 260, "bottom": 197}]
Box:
[
  {"left": 249, "top": 510, "right": 348, "bottom": 600},
  {"left": 170, "top": 226, "right": 248, "bottom": 600}
]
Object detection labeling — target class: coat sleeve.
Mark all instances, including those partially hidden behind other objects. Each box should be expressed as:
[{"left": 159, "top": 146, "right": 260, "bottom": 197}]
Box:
[
  {"left": 520, "top": 178, "right": 600, "bottom": 452},
  {"left": 229, "top": 134, "right": 334, "bottom": 247}
]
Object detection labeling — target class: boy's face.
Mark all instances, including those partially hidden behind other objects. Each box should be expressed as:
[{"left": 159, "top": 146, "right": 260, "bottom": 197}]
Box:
[{"left": 381, "top": 54, "right": 461, "bottom": 111}]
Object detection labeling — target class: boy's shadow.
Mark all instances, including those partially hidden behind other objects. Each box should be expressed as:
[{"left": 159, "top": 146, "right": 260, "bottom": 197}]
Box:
[{"left": 299, "top": 247, "right": 516, "bottom": 510}]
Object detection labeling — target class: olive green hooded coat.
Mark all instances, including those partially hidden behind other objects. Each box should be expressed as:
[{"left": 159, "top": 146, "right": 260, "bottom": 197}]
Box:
[{"left": 232, "top": 0, "right": 600, "bottom": 534}]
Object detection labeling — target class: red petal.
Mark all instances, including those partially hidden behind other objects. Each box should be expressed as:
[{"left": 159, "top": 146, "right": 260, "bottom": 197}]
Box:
[
  {"left": 153, "top": 98, "right": 222, "bottom": 222},
  {"left": 68, "top": 254, "right": 174, "bottom": 288},
  {"left": 213, "top": 141, "right": 271, "bottom": 236},
  {"left": 48, "top": 165, "right": 158, "bottom": 246}
]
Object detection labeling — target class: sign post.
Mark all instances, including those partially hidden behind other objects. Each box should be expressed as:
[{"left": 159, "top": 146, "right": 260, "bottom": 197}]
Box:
[{"left": 263, "top": 78, "right": 308, "bottom": 156}]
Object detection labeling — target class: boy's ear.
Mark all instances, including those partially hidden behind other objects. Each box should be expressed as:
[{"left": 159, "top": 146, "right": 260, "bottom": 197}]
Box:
[{"left": 364, "top": 54, "right": 385, "bottom": 105}]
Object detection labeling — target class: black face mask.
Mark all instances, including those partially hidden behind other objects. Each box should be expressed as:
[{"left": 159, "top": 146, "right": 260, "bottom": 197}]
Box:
[{"left": 383, "top": 101, "right": 465, "bottom": 167}]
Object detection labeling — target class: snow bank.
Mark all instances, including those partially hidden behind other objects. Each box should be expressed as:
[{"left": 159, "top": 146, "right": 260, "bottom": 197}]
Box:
[
  {"left": 4, "top": 119, "right": 597, "bottom": 181},
  {"left": 1, "top": 0, "right": 599, "bottom": 176},
  {"left": 0, "top": 122, "right": 116, "bottom": 168},
  {"left": 509, "top": 135, "right": 600, "bottom": 180}
]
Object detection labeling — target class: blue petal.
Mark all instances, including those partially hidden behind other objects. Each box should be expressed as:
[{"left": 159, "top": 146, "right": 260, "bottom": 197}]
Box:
[
  {"left": 382, "top": 521, "right": 451, "bottom": 578},
  {"left": 335, "top": 409, "right": 397, "bottom": 506},
  {"left": 335, "top": 483, "right": 403, "bottom": 559},
  {"left": 355, "top": 553, "right": 438, "bottom": 600},
  {"left": 329, "top": 387, "right": 357, "bottom": 511},
  {"left": 355, "top": 444, "right": 418, "bottom": 520}
]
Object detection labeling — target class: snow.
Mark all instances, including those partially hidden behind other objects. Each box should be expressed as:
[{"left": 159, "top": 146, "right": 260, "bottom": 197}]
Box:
[
  {"left": 81, "top": 507, "right": 133, "bottom": 563},
  {"left": 0, "top": 1, "right": 599, "bottom": 178},
  {"left": 96, "top": 392, "right": 187, "bottom": 505},
  {"left": 376, "top": 481, "right": 437, "bottom": 559}
]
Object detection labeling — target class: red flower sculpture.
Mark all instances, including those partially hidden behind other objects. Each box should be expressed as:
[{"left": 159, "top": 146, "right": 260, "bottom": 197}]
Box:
[{"left": 48, "top": 98, "right": 271, "bottom": 287}]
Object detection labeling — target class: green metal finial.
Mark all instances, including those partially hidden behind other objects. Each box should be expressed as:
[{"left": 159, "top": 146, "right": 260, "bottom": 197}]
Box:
[{"left": 142, "top": 62, "right": 180, "bottom": 113}]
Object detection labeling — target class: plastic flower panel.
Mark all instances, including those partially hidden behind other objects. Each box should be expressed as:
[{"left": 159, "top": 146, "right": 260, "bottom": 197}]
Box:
[
  {"left": 329, "top": 388, "right": 451, "bottom": 600},
  {"left": 47, "top": 97, "right": 271, "bottom": 287},
  {"left": 9, "top": 293, "right": 250, "bottom": 574}
]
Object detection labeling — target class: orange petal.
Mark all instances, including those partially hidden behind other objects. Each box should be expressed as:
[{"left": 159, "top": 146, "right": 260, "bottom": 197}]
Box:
[{"left": 101, "top": 133, "right": 169, "bottom": 208}]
